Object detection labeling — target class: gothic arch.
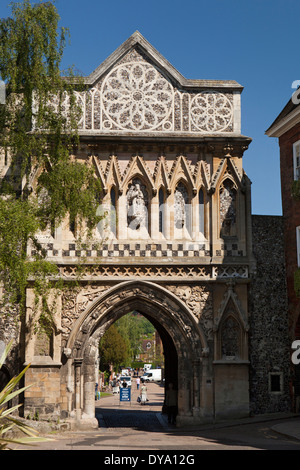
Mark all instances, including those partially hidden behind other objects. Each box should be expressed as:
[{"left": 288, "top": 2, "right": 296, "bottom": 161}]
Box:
[
  {"left": 214, "top": 284, "right": 249, "bottom": 361},
  {"left": 218, "top": 177, "right": 238, "bottom": 237},
  {"left": 66, "top": 280, "right": 207, "bottom": 358},
  {"left": 64, "top": 280, "right": 208, "bottom": 426}
]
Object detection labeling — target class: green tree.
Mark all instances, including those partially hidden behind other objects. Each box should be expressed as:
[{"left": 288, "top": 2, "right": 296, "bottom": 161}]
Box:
[
  {"left": 0, "top": 1, "right": 101, "bottom": 329},
  {"left": 114, "top": 313, "right": 155, "bottom": 363},
  {"left": 99, "top": 324, "right": 128, "bottom": 374}
]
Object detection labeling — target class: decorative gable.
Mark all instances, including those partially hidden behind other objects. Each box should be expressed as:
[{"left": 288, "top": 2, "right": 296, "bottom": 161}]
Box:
[{"left": 74, "top": 32, "right": 243, "bottom": 137}]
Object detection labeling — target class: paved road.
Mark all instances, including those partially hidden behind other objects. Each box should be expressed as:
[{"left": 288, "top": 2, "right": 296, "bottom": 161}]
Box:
[{"left": 10, "top": 380, "right": 300, "bottom": 453}]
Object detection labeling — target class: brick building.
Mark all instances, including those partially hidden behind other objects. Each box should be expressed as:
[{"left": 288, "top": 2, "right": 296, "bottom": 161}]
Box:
[{"left": 266, "top": 95, "right": 300, "bottom": 410}]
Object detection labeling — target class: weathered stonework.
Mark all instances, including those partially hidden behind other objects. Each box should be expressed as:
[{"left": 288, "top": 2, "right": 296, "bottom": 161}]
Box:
[
  {"left": 4, "top": 32, "right": 287, "bottom": 428},
  {"left": 250, "top": 215, "right": 290, "bottom": 414}
]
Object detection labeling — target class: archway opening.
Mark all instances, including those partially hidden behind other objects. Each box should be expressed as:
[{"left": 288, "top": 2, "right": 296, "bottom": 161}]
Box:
[
  {"left": 67, "top": 281, "right": 206, "bottom": 428},
  {"left": 95, "top": 310, "right": 178, "bottom": 426}
]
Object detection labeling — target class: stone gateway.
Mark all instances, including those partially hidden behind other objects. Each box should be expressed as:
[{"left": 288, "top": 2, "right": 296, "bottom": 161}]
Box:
[{"left": 0, "top": 32, "right": 291, "bottom": 428}]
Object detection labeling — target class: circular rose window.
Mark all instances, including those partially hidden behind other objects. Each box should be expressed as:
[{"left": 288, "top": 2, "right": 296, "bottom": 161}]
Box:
[
  {"left": 190, "top": 92, "right": 233, "bottom": 132},
  {"left": 101, "top": 62, "right": 173, "bottom": 131}
]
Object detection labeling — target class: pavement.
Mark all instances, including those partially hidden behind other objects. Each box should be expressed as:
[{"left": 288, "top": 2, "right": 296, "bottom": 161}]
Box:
[
  {"left": 97, "top": 381, "right": 300, "bottom": 441},
  {"left": 8, "top": 380, "right": 300, "bottom": 450}
]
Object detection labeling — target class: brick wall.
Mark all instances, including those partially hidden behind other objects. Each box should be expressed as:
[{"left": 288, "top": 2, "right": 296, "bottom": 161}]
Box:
[{"left": 279, "top": 127, "right": 300, "bottom": 336}]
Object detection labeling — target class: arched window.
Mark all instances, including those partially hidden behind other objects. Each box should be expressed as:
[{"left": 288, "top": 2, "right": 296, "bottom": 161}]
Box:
[
  {"left": 159, "top": 188, "right": 165, "bottom": 235},
  {"left": 110, "top": 187, "right": 117, "bottom": 236},
  {"left": 221, "top": 315, "right": 241, "bottom": 359},
  {"left": 199, "top": 188, "right": 204, "bottom": 235}
]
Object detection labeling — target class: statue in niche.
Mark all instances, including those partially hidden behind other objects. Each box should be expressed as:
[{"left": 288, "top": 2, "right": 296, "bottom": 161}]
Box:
[
  {"left": 220, "top": 179, "right": 236, "bottom": 237},
  {"left": 174, "top": 183, "right": 188, "bottom": 229},
  {"left": 127, "top": 178, "right": 148, "bottom": 230}
]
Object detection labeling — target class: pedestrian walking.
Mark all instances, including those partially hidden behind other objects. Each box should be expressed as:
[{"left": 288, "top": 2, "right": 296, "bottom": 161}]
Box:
[
  {"left": 95, "top": 383, "right": 100, "bottom": 400},
  {"left": 136, "top": 377, "right": 140, "bottom": 390},
  {"left": 140, "top": 383, "right": 147, "bottom": 405}
]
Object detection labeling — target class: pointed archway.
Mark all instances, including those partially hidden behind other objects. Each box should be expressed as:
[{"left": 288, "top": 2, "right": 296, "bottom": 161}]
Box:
[{"left": 65, "top": 280, "right": 209, "bottom": 427}]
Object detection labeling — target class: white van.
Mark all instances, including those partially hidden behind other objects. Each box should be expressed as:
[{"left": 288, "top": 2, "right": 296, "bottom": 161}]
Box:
[{"left": 141, "top": 369, "right": 161, "bottom": 383}]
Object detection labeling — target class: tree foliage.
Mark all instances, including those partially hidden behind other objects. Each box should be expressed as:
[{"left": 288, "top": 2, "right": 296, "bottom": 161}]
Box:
[
  {"left": 0, "top": 1, "right": 102, "bottom": 327},
  {"left": 99, "top": 324, "right": 128, "bottom": 373},
  {"left": 0, "top": 340, "right": 52, "bottom": 449},
  {"left": 115, "top": 313, "right": 155, "bottom": 362}
]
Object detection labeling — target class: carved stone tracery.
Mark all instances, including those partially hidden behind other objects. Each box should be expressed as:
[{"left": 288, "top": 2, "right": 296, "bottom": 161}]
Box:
[
  {"left": 74, "top": 53, "right": 235, "bottom": 134},
  {"left": 165, "top": 284, "right": 213, "bottom": 340},
  {"left": 101, "top": 62, "right": 173, "bottom": 131}
]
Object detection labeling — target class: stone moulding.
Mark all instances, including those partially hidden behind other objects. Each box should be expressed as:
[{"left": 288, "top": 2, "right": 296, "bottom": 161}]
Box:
[
  {"left": 65, "top": 280, "right": 208, "bottom": 360},
  {"left": 56, "top": 263, "right": 249, "bottom": 281}
]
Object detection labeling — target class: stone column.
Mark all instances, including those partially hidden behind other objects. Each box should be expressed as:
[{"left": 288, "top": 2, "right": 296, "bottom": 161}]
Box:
[
  {"left": 74, "top": 358, "right": 82, "bottom": 420},
  {"left": 199, "top": 354, "right": 214, "bottom": 421},
  {"left": 177, "top": 365, "right": 192, "bottom": 419},
  {"left": 150, "top": 193, "right": 159, "bottom": 239},
  {"left": 83, "top": 356, "right": 96, "bottom": 418},
  {"left": 118, "top": 193, "right": 127, "bottom": 239},
  {"left": 192, "top": 360, "right": 201, "bottom": 416}
]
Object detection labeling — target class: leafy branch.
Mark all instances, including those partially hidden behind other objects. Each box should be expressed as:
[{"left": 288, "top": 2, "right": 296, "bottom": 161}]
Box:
[{"left": 0, "top": 1, "right": 103, "bottom": 332}]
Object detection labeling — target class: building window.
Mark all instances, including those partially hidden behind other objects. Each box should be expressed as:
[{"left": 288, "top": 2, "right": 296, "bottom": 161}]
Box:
[
  {"left": 296, "top": 226, "right": 300, "bottom": 267},
  {"left": 294, "top": 141, "right": 300, "bottom": 180},
  {"left": 269, "top": 372, "right": 283, "bottom": 393}
]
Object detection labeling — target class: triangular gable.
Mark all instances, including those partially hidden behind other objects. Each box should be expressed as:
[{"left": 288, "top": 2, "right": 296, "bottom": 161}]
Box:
[
  {"left": 193, "top": 159, "right": 210, "bottom": 190},
  {"left": 120, "top": 155, "right": 155, "bottom": 193},
  {"left": 169, "top": 155, "right": 196, "bottom": 193},
  {"left": 91, "top": 155, "right": 107, "bottom": 193},
  {"left": 210, "top": 157, "right": 245, "bottom": 193},
  {"left": 214, "top": 283, "right": 248, "bottom": 332},
  {"left": 71, "top": 32, "right": 246, "bottom": 138},
  {"left": 153, "top": 156, "right": 171, "bottom": 193},
  {"left": 84, "top": 31, "right": 243, "bottom": 91},
  {"left": 104, "top": 155, "right": 122, "bottom": 191}
]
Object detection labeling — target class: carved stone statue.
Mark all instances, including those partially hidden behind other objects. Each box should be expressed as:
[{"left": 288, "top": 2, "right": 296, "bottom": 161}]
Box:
[
  {"left": 174, "top": 183, "right": 188, "bottom": 228},
  {"left": 127, "top": 179, "right": 148, "bottom": 230},
  {"left": 220, "top": 179, "right": 236, "bottom": 237}
]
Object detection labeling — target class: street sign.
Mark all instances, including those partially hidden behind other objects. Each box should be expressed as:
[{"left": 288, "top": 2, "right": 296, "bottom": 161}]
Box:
[{"left": 120, "top": 387, "right": 131, "bottom": 402}]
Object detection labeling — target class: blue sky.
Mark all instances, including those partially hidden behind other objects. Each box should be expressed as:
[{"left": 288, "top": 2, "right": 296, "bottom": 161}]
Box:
[{"left": 1, "top": 0, "right": 298, "bottom": 216}]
